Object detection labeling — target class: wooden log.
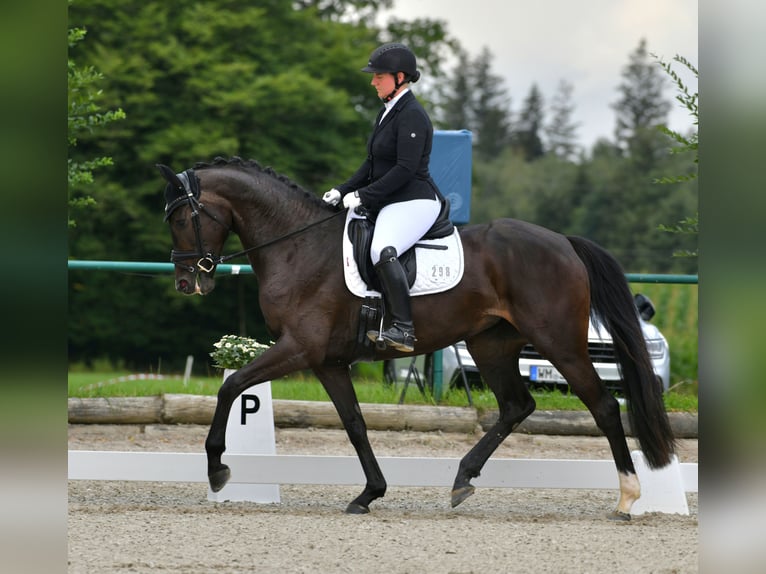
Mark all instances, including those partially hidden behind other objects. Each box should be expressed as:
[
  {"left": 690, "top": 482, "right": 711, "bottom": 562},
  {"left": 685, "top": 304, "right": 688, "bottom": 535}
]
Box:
[
  {"left": 271, "top": 401, "right": 478, "bottom": 433},
  {"left": 359, "top": 403, "right": 478, "bottom": 433},
  {"left": 400, "top": 405, "right": 478, "bottom": 433},
  {"left": 478, "top": 409, "right": 698, "bottom": 438},
  {"left": 162, "top": 394, "right": 216, "bottom": 424},
  {"left": 664, "top": 412, "right": 699, "bottom": 439},
  {"left": 67, "top": 396, "right": 696, "bottom": 438},
  {"left": 272, "top": 399, "right": 342, "bottom": 428},
  {"left": 67, "top": 396, "right": 163, "bottom": 424}
]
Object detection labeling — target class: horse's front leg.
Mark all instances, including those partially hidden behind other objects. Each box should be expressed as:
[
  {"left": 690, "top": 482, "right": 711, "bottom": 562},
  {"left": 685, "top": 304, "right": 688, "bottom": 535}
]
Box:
[
  {"left": 313, "top": 364, "right": 387, "bottom": 514},
  {"left": 206, "top": 340, "right": 310, "bottom": 492}
]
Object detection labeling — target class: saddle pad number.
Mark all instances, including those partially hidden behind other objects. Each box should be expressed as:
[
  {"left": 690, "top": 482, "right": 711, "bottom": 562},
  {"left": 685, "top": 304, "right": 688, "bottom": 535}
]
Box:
[{"left": 431, "top": 265, "right": 452, "bottom": 278}]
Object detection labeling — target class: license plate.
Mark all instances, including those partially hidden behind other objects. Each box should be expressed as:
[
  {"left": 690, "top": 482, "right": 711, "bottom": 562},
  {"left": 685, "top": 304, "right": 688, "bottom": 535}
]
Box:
[{"left": 530, "top": 365, "right": 567, "bottom": 382}]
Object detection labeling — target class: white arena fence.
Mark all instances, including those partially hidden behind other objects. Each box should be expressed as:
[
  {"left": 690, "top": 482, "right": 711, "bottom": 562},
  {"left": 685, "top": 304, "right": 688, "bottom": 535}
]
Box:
[
  {"left": 68, "top": 450, "right": 697, "bottom": 515},
  {"left": 68, "top": 381, "right": 697, "bottom": 515}
]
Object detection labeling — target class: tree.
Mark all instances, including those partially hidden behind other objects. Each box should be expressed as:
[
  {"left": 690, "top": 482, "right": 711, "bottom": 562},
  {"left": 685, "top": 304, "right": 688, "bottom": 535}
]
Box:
[
  {"left": 565, "top": 37, "right": 697, "bottom": 272},
  {"left": 294, "top": 0, "right": 392, "bottom": 21},
  {"left": 435, "top": 49, "right": 473, "bottom": 129},
  {"left": 383, "top": 17, "right": 460, "bottom": 85},
  {"left": 512, "top": 83, "right": 545, "bottom": 161},
  {"left": 611, "top": 37, "right": 672, "bottom": 171},
  {"left": 545, "top": 79, "right": 580, "bottom": 161},
  {"left": 67, "top": 0, "right": 462, "bottom": 370},
  {"left": 654, "top": 54, "right": 699, "bottom": 259},
  {"left": 470, "top": 48, "right": 512, "bottom": 160},
  {"left": 434, "top": 46, "right": 512, "bottom": 158},
  {"left": 67, "top": 22, "right": 125, "bottom": 227}
]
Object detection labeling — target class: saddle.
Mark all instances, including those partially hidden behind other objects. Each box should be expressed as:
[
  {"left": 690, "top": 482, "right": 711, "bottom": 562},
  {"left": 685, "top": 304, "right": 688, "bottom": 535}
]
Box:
[{"left": 347, "top": 199, "right": 455, "bottom": 292}]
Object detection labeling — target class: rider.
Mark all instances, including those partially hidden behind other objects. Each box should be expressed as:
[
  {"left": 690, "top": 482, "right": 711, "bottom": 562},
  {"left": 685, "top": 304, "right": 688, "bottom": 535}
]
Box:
[{"left": 323, "top": 42, "right": 447, "bottom": 353}]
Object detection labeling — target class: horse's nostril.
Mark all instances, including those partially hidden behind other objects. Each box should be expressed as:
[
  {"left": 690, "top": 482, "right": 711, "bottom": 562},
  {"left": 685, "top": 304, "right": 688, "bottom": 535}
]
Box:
[{"left": 178, "top": 279, "right": 189, "bottom": 290}]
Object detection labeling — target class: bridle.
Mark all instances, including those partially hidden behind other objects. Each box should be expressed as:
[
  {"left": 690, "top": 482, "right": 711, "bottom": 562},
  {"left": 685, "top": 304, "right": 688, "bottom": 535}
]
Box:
[
  {"left": 164, "top": 170, "right": 232, "bottom": 273},
  {"left": 164, "top": 169, "right": 344, "bottom": 274}
]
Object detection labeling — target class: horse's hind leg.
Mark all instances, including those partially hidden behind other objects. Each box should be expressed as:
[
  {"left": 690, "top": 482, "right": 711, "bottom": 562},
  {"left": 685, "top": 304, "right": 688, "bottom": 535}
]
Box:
[
  {"left": 313, "top": 364, "right": 387, "bottom": 514},
  {"left": 550, "top": 353, "right": 639, "bottom": 520},
  {"left": 452, "top": 327, "right": 535, "bottom": 508}
]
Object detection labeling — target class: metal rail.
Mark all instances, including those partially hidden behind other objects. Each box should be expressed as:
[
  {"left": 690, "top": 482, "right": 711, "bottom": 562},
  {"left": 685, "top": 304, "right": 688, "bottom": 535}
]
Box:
[{"left": 67, "top": 260, "right": 698, "bottom": 284}]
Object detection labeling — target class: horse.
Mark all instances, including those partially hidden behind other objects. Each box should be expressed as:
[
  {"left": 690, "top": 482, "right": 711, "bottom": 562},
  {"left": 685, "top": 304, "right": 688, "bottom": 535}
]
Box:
[{"left": 158, "top": 156, "right": 675, "bottom": 520}]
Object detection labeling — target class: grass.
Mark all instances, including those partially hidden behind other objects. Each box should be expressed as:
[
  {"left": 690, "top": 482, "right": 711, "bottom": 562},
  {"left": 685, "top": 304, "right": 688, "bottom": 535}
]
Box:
[
  {"left": 634, "top": 282, "right": 698, "bottom": 387},
  {"left": 68, "top": 370, "right": 697, "bottom": 412}
]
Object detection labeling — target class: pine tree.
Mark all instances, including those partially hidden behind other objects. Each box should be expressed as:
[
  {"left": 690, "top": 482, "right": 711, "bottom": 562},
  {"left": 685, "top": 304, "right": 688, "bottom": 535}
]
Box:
[
  {"left": 512, "top": 83, "right": 545, "bottom": 161},
  {"left": 470, "top": 48, "right": 512, "bottom": 160},
  {"left": 611, "top": 37, "right": 672, "bottom": 170},
  {"left": 545, "top": 79, "right": 580, "bottom": 161},
  {"left": 437, "top": 50, "right": 473, "bottom": 130}
]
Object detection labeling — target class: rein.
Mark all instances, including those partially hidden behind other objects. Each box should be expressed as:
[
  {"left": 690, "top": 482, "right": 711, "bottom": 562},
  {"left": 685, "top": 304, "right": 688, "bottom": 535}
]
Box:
[
  {"left": 213, "top": 209, "right": 345, "bottom": 266},
  {"left": 166, "top": 169, "right": 345, "bottom": 273}
]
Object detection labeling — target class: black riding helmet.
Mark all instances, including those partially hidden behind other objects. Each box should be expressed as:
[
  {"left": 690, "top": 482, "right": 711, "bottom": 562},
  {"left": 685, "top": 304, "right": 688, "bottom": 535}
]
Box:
[{"left": 361, "top": 42, "right": 421, "bottom": 102}]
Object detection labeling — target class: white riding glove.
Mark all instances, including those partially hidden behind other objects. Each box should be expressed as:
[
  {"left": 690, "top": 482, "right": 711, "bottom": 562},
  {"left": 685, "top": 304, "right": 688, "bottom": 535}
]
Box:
[
  {"left": 342, "top": 191, "right": 362, "bottom": 209},
  {"left": 322, "top": 188, "right": 341, "bottom": 206}
]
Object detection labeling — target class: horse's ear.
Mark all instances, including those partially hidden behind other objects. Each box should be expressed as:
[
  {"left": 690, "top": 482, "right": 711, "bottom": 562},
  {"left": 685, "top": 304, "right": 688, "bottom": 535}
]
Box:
[
  {"left": 158, "top": 164, "right": 188, "bottom": 219},
  {"left": 156, "top": 164, "right": 182, "bottom": 187}
]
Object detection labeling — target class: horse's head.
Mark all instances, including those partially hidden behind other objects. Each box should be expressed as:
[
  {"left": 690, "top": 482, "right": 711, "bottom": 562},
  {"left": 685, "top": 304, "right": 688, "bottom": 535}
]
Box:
[{"left": 157, "top": 164, "right": 231, "bottom": 295}]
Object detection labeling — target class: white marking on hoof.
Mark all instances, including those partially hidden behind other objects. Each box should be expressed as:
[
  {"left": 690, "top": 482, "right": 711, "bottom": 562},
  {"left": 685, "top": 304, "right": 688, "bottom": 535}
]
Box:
[{"left": 616, "top": 471, "right": 641, "bottom": 515}]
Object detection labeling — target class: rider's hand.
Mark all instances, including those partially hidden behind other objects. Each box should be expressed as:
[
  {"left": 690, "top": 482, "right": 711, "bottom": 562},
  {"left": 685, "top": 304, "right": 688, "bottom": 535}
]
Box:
[
  {"left": 342, "top": 191, "right": 361, "bottom": 209},
  {"left": 322, "top": 188, "right": 342, "bottom": 206}
]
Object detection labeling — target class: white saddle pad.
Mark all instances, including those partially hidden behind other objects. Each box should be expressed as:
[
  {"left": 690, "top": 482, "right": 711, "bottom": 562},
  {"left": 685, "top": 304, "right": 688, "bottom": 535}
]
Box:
[{"left": 342, "top": 209, "right": 464, "bottom": 298}]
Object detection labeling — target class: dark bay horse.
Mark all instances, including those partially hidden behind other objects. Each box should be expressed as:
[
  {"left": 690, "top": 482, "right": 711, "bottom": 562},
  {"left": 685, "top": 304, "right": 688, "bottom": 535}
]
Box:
[{"left": 158, "top": 157, "right": 675, "bottom": 520}]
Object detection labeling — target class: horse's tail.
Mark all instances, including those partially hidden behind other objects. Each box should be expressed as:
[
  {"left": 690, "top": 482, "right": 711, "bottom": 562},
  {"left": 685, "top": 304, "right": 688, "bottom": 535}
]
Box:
[{"left": 567, "top": 235, "right": 675, "bottom": 468}]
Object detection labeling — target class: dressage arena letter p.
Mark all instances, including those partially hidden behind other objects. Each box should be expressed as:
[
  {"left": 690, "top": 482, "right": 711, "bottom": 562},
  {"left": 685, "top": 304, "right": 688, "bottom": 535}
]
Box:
[
  {"left": 241, "top": 394, "right": 261, "bottom": 424},
  {"left": 208, "top": 372, "right": 280, "bottom": 503}
]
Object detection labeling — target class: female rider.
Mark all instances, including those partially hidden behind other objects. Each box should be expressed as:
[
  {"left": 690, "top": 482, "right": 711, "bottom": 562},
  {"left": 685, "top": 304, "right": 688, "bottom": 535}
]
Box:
[{"left": 323, "top": 42, "right": 447, "bottom": 353}]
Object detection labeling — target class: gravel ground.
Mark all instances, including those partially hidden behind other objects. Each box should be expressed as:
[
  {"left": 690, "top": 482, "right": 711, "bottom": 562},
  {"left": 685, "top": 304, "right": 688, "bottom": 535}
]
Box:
[{"left": 69, "top": 424, "right": 698, "bottom": 573}]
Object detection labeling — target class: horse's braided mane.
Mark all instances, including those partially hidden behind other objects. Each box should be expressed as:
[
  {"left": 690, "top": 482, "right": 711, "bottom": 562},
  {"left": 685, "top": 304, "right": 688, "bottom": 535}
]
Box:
[{"left": 192, "top": 156, "right": 331, "bottom": 210}]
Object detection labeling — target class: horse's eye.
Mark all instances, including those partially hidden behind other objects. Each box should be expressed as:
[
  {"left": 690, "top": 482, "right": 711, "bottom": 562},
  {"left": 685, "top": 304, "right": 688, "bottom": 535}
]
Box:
[{"left": 172, "top": 217, "right": 187, "bottom": 229}]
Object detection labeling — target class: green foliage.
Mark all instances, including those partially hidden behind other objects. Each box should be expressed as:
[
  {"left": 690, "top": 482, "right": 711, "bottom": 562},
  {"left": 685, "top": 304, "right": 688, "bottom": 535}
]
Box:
[
  {"left": 653, "top": 53, "right": 699, "bottom": 257},
  {"left": 67, "top": 19, "right": 126, "bottom": 227},
  {"left": 464, "top": 40, "right": 697, "bottom": 274},
  {"left": 634, "top": 283, "right": 698, "bottom": 388},
  {"left": 511, "top": 83, "right": 545, "bottom": 161},
  {"left": 545, "top": 79, "right": 581, "bottom": 161},
  {"left": 611, "top": 37, "right": 672, "bottom": 167},
  {"left": 67, "top": 0, "right": 456, "bottom": 370},
  {"left": 436, "top": 47, "right": 511, "bottom": 159}
]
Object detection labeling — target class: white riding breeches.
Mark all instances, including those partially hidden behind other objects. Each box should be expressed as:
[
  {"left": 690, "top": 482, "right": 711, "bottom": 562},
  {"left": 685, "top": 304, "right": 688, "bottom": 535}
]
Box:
[{"left": 370, "top": 198, "right": 442, "bottom": 265}]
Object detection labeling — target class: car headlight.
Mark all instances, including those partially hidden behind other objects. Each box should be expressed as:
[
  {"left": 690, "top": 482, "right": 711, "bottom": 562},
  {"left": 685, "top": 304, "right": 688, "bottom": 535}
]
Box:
[{"left": 645, "top": 338, "right": 666, "bottom": 359}]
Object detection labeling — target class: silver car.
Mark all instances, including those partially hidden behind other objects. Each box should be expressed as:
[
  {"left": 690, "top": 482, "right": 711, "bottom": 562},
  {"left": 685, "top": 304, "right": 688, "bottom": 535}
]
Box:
[{"left": 391, "top": 294, "right": 670, "bottom": 397}]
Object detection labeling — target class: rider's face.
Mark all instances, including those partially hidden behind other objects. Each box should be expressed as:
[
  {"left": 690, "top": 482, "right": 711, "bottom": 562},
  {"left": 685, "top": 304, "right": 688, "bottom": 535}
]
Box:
[{"left": 371, "top": 72, "right": 400, "bottom": 99}]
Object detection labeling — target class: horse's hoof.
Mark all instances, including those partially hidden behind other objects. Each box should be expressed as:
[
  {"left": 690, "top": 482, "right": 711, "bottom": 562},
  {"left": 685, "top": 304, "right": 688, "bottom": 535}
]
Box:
[
  {"left": 208, "top": 466, "right": 231, "bottom": 493},
  {"left": 451, "top": 485, "right": 475, "bottom": 508},
  {"left": 345, "top": 502, "right": 370, "bottom": 515},
  {"left": 607, "top": 509, "right": 631, "bottom": 522}
]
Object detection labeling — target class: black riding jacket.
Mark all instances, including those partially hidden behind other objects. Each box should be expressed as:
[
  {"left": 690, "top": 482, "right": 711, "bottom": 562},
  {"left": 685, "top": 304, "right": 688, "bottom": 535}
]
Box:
[{"left": 338, "top": 91, "right": 444, "bottom": 214}]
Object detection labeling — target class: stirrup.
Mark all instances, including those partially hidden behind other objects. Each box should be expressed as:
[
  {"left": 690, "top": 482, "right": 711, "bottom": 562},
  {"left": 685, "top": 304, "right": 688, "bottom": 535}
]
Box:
[{"left": 376, "top": 324, "right": 416, "bottom": 353}]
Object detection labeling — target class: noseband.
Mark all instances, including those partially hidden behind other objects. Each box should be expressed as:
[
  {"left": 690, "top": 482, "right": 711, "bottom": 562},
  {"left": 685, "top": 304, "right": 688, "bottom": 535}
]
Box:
[{"left": 164, "top": 169, "right": 231, "bottom": 274}]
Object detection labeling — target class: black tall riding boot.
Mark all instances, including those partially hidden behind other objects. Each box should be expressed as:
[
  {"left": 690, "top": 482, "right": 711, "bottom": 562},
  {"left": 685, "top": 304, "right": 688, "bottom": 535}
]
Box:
[{"left": 367, "top": 246, "right": 417, "bottom": 352}]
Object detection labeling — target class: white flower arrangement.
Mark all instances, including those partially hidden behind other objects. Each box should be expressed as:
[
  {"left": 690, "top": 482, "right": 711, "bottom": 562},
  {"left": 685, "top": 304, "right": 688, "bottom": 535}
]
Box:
[{"left": 210, "top": 334, "right": 271, "bottom": 370}]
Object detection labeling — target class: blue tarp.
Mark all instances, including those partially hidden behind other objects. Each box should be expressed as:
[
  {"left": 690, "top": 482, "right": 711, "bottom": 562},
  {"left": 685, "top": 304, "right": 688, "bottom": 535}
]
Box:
[{"left": 430, "top": 130, "right": 473, "bottom": 225}]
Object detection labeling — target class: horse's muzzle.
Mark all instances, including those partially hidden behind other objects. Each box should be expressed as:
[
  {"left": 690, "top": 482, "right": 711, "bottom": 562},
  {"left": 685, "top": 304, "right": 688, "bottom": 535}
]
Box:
[{"left": 176, "top": 272, "right": 215, "bottom": 295}]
